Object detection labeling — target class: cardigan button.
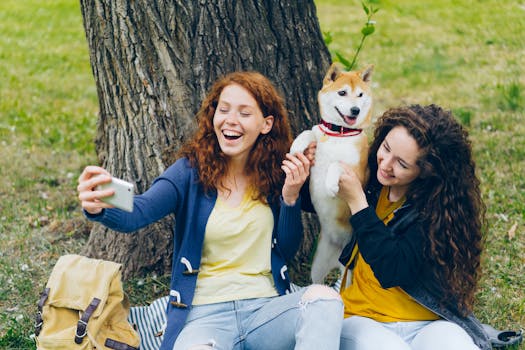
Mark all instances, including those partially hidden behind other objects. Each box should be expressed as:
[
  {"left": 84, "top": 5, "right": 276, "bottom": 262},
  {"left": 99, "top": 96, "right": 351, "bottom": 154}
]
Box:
[
  {"left": 169, "top": 289, "right": 187, "bottom": 308},
  {"left": 170, "top": 301, "right": 188, "bottom": 308},
  {"left": 180, "top": 257, "right": 200, "bottom": 275},
  {"left": 280, "top": 265, "right": 288, "bottom": 280}
]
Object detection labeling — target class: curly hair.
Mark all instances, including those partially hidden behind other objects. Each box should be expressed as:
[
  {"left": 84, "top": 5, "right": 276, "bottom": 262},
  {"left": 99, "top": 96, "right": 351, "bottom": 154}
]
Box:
[
  {"left": 368, "top": 104, "right": 485, "bottom": 315},
  {"left": 178, "top": 71, "right": 292, "bottom": 202}
]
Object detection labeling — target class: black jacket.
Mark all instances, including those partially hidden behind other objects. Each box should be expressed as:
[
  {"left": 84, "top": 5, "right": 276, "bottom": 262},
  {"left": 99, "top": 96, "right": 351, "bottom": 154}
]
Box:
[{"left": 339, "top": 186, "right": 491, "bottom": 350}]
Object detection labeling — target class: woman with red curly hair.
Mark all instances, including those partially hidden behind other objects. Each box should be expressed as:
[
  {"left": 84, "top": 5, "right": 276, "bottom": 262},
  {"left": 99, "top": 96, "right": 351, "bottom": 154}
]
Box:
[
  {"left": 336, "top": 104, "right": 491, "bottom": 350},
  {"left": 78, "top": 71, "right": 343, "bottom": 350}
]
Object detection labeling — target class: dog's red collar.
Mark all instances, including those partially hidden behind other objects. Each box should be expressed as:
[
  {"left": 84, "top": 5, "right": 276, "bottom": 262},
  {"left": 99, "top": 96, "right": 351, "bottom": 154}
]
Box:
[{"left": 319, "top": 119, "right": 362, "bottom": 137}]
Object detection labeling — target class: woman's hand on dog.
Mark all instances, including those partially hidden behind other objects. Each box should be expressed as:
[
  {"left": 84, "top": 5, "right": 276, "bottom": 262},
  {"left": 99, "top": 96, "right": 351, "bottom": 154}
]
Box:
[
  {"left": 304, "top": 141, "right": 317, "bottom": 166},
  {"left": 338, "top": 162, "right": 369, "bottom": 214},
  {"left": 281, "top": 152, "right": 311, "bottom": 205}
]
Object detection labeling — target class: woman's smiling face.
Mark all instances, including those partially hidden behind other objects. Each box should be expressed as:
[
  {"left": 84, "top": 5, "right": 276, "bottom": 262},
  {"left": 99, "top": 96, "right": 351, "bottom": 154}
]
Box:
[
  {"left": 376, "top": 126, "right": 422, "bottom": 198},
  {"left": 213, "top": 83, "right": 274, "bottom": 163}
]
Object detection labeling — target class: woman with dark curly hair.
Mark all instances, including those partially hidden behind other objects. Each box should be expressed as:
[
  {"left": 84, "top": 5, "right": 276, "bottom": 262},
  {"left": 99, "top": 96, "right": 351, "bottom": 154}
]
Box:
[
  {"left": 77, "top": 71, "right": 343, "bottom": 350},
  {"left": 336, "top": 104, "right": 490, "bottom": 349}
]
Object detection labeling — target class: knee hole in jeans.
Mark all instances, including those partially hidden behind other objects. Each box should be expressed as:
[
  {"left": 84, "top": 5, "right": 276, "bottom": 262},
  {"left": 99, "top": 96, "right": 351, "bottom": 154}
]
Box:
[{"left": 301, "top": 284, "right": 341, "bottom": 302}]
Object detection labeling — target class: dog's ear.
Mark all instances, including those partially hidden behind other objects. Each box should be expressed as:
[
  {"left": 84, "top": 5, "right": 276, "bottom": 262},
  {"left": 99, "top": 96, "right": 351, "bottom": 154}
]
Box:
[
  {"left": 359, "top": 64, "right": 374, "bottom": 83},
  {"left": 323, "top": 62, "right": 344, "bottom": 85}
]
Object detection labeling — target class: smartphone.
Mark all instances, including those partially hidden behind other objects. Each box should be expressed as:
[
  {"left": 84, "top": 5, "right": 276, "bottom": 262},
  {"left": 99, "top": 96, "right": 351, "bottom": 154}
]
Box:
[{"left": 96, "top": 177, "right": 134, "bottom": 212}]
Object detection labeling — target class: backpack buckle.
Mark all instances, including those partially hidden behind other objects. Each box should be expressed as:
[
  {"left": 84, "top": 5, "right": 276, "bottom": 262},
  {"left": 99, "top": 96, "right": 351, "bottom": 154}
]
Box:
[
  {"left": 74, "top": 319, "right": 88, "bottom": 344},
  {"left": 74, "top": 297, "right": 101, "bottom": 344},
  {"left": 34, "top": 311, "right": 43, "bottom": 336},
  {"left": 34, "top": 288, "right": 49, "bottom": 336}
]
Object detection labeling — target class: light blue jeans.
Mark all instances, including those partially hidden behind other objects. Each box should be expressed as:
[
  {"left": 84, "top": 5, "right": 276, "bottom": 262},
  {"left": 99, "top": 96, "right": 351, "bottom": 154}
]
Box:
[
  {"left": 173, "top": 285, "right": 343, "bottom": 350},
  {"left": 340, "top": 315, "right": 480, "bottom": 350}
]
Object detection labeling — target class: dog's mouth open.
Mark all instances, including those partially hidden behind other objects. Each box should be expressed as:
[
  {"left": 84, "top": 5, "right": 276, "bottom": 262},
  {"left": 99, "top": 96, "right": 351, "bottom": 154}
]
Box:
[{"left": 335, "top": 107, "right": 357, "bottom": 126}]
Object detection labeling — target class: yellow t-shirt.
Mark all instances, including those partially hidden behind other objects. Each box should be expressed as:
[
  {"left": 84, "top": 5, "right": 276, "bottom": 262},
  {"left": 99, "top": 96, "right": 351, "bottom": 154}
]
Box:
[
  {"left": 341, "top": 186, "right": 439, "bottom": 321},
  {"left": 192, "top": 190, "right": 279, "bottom": 305}
]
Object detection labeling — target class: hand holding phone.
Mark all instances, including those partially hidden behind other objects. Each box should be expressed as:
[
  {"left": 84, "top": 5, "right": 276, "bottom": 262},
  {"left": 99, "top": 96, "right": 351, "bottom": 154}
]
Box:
[{"left": 96, "top": 177, "right": 135, "bottom": 212}]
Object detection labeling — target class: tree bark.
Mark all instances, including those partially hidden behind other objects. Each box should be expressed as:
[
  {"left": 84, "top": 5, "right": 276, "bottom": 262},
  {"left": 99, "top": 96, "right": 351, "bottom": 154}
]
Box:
[{"left": 80, "top": 0, "right": 330, "bottom": 281}]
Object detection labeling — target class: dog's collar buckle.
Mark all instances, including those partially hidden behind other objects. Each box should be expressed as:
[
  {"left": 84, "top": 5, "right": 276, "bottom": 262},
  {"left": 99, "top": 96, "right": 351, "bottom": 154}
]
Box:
[{"left": 319, "top": 120, "right": 362, "bottom": 137}]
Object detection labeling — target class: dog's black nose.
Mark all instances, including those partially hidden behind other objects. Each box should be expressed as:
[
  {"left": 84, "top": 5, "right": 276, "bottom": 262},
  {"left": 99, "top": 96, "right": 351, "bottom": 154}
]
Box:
[{"left": 351, "top": 107, "right": 360, "bottom": 116}]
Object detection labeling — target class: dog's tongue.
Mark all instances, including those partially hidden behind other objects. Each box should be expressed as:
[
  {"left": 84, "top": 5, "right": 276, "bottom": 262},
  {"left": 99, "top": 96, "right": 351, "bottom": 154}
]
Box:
[{"left": 343, "top": 115, "right": 357, "bottom": 126}]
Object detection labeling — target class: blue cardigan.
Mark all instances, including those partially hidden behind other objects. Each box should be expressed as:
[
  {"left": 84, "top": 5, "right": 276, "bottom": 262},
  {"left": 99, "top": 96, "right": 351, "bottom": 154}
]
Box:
[{"left": 86, "top": 158, "right": 304, "bottom": 350}]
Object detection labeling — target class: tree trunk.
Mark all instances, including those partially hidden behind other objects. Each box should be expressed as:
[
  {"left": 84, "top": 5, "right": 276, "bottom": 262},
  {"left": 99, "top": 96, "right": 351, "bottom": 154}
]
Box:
[{"left": 80, "top": 0, "right": 331, "bottom": 282}]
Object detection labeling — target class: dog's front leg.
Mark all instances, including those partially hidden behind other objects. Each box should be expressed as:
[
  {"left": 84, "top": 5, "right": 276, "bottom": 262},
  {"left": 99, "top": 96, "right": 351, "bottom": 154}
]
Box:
[
  {"left": 325, "top": 162, "right": 342, "bottom": 197},
  {"left": 290, "top": 130, "right": 316, "bottom": 155}
]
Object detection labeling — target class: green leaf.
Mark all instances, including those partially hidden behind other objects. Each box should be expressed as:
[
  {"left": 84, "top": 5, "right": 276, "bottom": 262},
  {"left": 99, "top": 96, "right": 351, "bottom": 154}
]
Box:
[
  {"left": 361, "top": 25, "right": 375, "bottom": 36},
  {"left": 323, "top": 31, "right": 333, "bottom": 46},
  {"left": 362, "top": 2, "right": 370, "bottom": 15},
  {"left": 335, "top": 51, "right": 352, "bottom": 71}
]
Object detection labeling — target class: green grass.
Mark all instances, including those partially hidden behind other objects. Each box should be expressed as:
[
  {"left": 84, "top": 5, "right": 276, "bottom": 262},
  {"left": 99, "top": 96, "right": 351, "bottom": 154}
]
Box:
[
  {"left": 0, "top": 0, "right": 523, "bottom": 348},
  {"left": 0, "top": 0, "right": 97, "bottom": 153}
]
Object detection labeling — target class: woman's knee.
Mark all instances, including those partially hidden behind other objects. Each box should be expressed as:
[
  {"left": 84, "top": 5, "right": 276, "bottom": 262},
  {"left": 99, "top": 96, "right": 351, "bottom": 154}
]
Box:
[
  {"left": 411, "top": 320, "right": 478, "bottom": 350},
  {"left": 301, "top": 284, "right": 341, "bottom": 302},
  {"left": 340, "top": 316, "right": 410, "bottom": 350}
]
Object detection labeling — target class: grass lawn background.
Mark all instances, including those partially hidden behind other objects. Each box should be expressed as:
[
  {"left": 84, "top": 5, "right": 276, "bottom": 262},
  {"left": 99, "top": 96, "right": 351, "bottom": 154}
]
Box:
[{"left": 0, "top": 0, "right": 523, "bottom": 348}]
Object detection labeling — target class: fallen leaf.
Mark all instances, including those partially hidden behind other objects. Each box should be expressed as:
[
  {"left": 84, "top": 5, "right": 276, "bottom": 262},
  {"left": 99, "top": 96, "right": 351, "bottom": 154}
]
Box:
[{"left": 507, "top": 222, "right": 517, "bottom": 240}]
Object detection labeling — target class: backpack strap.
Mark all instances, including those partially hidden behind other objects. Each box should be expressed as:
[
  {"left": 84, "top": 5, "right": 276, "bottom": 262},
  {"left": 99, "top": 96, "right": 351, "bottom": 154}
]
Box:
[
  {"left": 34, "top": 288, "right": 50, "bottom": 336},
  {"left": 105, "top": 338, "right": 139, "bottom": 350},
  {"left": 74, "top": 297, "right": 101, "bottom": 344}
]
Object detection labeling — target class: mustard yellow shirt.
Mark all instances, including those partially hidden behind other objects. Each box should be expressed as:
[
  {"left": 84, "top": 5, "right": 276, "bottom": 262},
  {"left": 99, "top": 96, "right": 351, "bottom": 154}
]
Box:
[
  {"left": 192, "top": 190, "right": 278, "bottom": 305},
  {"left": 341, "top": 186, "right": 439, "bottom": 321}
]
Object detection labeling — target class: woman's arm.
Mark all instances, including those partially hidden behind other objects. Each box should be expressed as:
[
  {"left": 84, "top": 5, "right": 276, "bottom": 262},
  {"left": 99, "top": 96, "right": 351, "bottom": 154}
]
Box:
[
  {"left": 350, "top": 207, "right": 427, "bottom": 288},
  {"left": 275, "top": 197, "right": 304, "bottom": 261},
  {"left": 83, "top": 159, "right": 191, "bottom": 232},
  {"left": 337, "top": 162, "right": 426, "bottom": 287},
  {"left": 281, "top": 152, "right": 311, "bottom": 205},
  {"left": 277, "top": 152, "right": 312, "bottom": 260}
]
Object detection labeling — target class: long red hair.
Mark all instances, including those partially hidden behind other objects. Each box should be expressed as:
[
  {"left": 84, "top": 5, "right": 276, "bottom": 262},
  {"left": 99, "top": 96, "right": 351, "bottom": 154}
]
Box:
[{"left": 178, "top": 71, "right": 292, "bottom": 202}]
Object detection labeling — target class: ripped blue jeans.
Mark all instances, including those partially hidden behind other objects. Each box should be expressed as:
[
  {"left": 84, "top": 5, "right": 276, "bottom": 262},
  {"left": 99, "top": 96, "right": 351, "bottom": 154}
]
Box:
[{"left": 173, "top": 285, "right": 343, "bottom": 350}]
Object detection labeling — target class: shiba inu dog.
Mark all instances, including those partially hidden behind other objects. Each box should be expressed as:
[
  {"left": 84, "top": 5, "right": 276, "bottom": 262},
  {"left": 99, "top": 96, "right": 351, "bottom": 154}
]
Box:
[{"left": 291, "top": 63, "right": 373, "bottom": 283}]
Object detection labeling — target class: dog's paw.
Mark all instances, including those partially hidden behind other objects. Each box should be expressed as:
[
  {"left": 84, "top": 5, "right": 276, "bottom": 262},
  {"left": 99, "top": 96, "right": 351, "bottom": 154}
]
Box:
[
  {"left": 290, "top": 130, "right": 314, "bottom": 155},
  {"left": 325, "top": 163, "right": 342, "bottom": 197},
  {"left": 290, "top": 141, "right": 307, "bottom": 155},
  {"left": 326, "top": 180, "right": 339, "bottom": 197}
]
